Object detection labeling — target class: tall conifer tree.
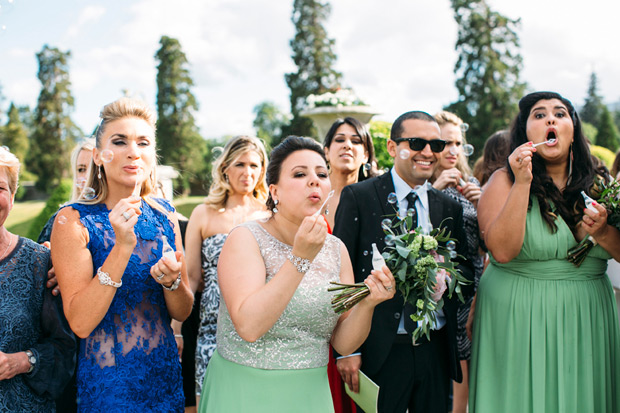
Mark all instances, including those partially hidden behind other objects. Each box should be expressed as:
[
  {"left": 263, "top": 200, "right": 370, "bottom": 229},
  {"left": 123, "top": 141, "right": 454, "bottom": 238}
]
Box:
[{"left": 581, "top": 72, "right": 604, "bottom": 126}]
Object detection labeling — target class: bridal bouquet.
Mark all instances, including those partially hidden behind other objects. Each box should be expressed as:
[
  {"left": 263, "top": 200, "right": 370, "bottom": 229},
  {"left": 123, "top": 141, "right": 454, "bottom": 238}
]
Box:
[
  {"left": 329, "top": 197, "right": 469, "bottom": 342},
  {"left": 567, "top": 178, "right": 620, "bottom": 266}
]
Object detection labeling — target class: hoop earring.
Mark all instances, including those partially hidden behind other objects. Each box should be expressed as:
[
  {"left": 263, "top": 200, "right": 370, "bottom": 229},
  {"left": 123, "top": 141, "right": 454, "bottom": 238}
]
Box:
[
  {"left": 98, "top": 166, "right": 102, "bottom": 180},
  {"left": 272, "top": 199, "right": 279, "bottom": 214}
]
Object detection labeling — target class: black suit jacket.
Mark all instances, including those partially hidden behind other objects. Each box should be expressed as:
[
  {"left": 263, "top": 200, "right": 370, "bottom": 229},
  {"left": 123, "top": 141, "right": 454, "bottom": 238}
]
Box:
[{"left": 333, "top": 172, "right": 474, "bottom": 382}]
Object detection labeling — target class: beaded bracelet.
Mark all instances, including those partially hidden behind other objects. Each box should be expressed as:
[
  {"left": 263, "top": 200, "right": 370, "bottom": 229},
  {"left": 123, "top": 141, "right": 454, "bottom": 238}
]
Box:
[{"left": 97, "top": 267, "right": 122, "bottom": 288}]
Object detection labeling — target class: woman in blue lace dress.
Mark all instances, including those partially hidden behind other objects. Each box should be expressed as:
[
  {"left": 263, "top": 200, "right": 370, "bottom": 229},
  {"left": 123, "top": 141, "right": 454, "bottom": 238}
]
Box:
[
  {"left": 198, "top": 136, "right": 396, "bottom": 412},
  {"left": 185, "top": 135, "right": 269, "bottom": 405},
  {"left": 0, "top": 147, "right": 76, "bottom": 412},
  {"left": 52, "top": 98, "right": 193, "bottom": 412}
]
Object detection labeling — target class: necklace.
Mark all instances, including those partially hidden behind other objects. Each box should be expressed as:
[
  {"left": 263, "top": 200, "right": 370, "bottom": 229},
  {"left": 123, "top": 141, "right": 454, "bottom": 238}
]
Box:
[{"left": 0, "top": 234, "right": 12, "bottom": 261}]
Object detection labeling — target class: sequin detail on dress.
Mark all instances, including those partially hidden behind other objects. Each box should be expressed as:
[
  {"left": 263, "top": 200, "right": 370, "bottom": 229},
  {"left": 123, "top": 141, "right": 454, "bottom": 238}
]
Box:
[{"left": 216, "top": 221, "right": 341, "bottom": 370}]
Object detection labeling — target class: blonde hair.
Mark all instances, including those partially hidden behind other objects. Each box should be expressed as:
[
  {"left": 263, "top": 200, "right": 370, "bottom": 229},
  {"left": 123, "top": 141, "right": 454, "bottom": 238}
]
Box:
[
  {"left": 204, "top": 135, "right": 268, "bottom": 209},
  {"left": 434, "top": 110, "right": 473, "bottom": 180},
  {"left": 70, "top": 137, "right": 96, "bottom": 201},
  {"left": 79, "top": 98, "right": 161, "bottom": 211},
  {"left": 0, "top": 146, "right": 20, "bottom": 195}
]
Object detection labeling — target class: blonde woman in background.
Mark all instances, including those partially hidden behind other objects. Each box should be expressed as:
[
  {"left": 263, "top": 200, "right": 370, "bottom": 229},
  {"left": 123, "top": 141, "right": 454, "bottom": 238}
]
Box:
[
  {"left": 52, "top": 97, "right": 192, "bottom": 411},
  {"left": 432, "top": 111, "right": 484, "bottom": 413},
  {"left": 185, "top": 135, "right": 269, "bottom": 406}
]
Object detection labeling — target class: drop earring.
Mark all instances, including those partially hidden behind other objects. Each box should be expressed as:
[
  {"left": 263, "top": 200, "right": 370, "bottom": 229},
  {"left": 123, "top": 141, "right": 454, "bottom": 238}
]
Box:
[
  {"left": 98, "top": 166, "right": 102, "bottom": 180},
  {"left": 272, "top": 199, "right": 279, "bottom": 214},
  {"left": 224, "top": 174, "right": 229, "bottom": 183}
]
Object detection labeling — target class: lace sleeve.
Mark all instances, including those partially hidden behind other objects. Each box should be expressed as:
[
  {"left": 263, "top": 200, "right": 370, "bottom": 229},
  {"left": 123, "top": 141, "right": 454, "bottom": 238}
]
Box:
[{"left": 24, "top": 258, "right": 77, "bottom": 399}]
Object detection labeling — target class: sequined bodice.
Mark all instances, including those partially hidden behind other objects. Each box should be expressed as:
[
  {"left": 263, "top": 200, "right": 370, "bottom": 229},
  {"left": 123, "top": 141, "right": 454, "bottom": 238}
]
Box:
[{"left": 216, "top": 221, "right": 341, "bottom": 369}]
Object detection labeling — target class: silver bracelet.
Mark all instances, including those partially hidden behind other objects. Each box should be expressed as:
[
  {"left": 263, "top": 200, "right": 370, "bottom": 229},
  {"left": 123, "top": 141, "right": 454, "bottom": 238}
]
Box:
[
  {"left": 162, "top": 272, "right": 182, "bottom": 291},
  {"left": 287, "top": 252, "right": 312, "bottom": 274},
  {"left": 174, "top": 334, "right": 183, "bottom": 339},
  {"left": 97, "top": 267, "right": 122, "bottom": 288}
]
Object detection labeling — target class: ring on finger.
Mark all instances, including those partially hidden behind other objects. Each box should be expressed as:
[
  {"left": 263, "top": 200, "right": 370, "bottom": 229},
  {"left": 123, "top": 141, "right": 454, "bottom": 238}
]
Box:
[
  {"left": 122, "top": 211, "right": 132, "bottom": 221},
  {"left": 385, "top": 285, "right": 393, "bottom": 291},
  {"left": 517, "top": 157, "right": 523, "bottom": 164},
  {"left": 156, "top": 272, "right": 165, "bottom": 281}
]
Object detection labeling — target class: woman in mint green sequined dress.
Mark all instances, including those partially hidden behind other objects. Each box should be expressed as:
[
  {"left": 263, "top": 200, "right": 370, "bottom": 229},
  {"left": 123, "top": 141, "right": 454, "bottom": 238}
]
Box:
[
  {"left": 470, "top": 92, "right": 620, "bottom": 412},
  {"left": 198, "top": 136, "right": 397, "bottom": 412}
]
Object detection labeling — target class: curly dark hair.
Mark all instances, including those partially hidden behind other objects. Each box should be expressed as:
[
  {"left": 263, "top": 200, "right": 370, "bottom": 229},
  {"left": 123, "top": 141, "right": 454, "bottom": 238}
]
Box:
[
  {"left": 506, "top": 91, "right": 608, "bottom": 233},
  {"left": 265, "top": 135, "right": 327, "bottom": 212}
]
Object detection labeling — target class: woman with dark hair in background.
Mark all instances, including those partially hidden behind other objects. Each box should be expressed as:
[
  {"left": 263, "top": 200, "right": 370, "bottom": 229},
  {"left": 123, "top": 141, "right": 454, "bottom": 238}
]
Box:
[
  {"left": 198, "top": 136, "right": 395, "bottom": 412},
  {"left": 472, "top": 130, "right": 511, "bottom": 188},
  {"left": 185, "top": 135, "right": 269, "bottom": 408},
  {"left": 470, "top": 91, "right": 620, "bottom": 412}
]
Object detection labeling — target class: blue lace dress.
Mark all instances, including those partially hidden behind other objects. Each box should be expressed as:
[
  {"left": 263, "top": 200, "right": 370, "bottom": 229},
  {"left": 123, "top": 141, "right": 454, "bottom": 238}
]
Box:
[{"left": 68, "top": 199, "right": 184, "bottom": 412}]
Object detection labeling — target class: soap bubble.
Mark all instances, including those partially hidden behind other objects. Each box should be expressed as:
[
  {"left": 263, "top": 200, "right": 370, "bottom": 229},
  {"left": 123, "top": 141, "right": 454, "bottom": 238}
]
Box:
[
  {"left": 399, "top": 149, "right": 410, "bottom": 159},
  {"left": 407, "top": 208, "right": 415, "bottom": 217},
  {"left": 57, "top": 215, "right": 68, "bottom": 225},
  {"left": 449, "top": 251, "right": 457, "bottom": 259},
  {"left": 387, "top": 192, "right": 398, "bottom": 204},
  {"left": 212, "top": 146, "right": 224, "bottom": 158},
  {"left": 381, "top": 218, "right": 392, "bottom": 231},
  {"left": 384, "top": 234, "right": 396, "bottom": 246},
  {"left": 100, "top": 149, "right": 114, "bottom": 163},
  {"left": 460, "top": 123, "right": 469, "bottom": 134},
  {"left": 363, "top": 163, "right": 371, "bottom": 172},
  {"left": 363, "top": 250, "right": 369, "bottom": 256},
  {"left": 449, "top": 146, "right": 459, "bottom": 156},
  {"left": 0, "top": 145, "right": 8, "bottom": 151},
  {"left": 446, "top": 240, "right": 456, "bottom": 251},
  {"left": 462, "top": 144, "right": 474, "bottom": 157},
  {"left": 76, "top": 177, "right": 86, "bottom": 190},
  {"left": 82, "top": 187, "right": 96, "bottom": 200}
]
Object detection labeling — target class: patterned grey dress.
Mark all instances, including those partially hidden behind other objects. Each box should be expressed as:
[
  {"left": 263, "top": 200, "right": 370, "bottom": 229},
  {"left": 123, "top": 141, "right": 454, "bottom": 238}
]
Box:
[
  {"left": 194, "top": 233, "right": 228, "bottom": 395},
  {"left": 443, "top": 177, "right": 484, "bottom": 360}
]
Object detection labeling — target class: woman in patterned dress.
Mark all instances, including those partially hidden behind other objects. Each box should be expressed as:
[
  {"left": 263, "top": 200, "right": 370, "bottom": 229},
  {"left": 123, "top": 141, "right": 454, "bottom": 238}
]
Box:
[
  {"left": 185, "top": 135, "right": 269, "bottom": 407},
  {"left": 432, "top": 111, "right": 484, "bottom": 413}
]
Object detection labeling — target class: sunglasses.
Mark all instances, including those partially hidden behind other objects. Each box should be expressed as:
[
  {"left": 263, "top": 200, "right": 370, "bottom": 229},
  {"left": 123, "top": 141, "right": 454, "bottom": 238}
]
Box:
[{"left": 392, "top": 137, "right": 447, "bottom": 153}]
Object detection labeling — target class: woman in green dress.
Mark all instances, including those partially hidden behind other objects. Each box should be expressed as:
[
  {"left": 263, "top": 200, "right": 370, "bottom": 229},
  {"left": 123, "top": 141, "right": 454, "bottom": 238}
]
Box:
[
  {"left": 198, "top": 136, "right": 396, "bottom": 412},
  {"left": 470, "top": 91, "right": 620, "bottom": 412}
]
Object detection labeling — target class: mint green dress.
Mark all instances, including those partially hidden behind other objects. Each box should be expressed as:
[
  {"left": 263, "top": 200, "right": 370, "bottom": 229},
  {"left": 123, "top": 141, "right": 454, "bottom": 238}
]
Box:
[
  {"left": 470, "top": 198, "right": 620, "bottom": 412},
  {"left": 198, "top": 221, "right": 341, "bottom": 412}
]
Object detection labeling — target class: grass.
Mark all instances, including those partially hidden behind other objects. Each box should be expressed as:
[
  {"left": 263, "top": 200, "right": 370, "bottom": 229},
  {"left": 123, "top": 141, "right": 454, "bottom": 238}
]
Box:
[{"left": 7, "top": 196, "right": 205, "bottom": 239}]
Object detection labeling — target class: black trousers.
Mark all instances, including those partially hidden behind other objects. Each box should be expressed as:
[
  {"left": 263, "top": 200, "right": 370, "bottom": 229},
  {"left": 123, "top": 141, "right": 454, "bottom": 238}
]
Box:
[{"left": 361, "top": 328, "right": 451, "bottom": 413}]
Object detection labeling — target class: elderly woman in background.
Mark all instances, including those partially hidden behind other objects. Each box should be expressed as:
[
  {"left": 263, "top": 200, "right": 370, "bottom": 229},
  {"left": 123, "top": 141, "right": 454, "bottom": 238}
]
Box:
[
  {"left": 431, "top": 111, "right": 484, "bottom": 413},
  {"left": 198, "top": 136, "right": 395, "bottom": 412},
  {"left": 52, "top": 97, "right": 193, "bottom": 411},
  {"left": 185, "top": 135, "right": 269, "bottom": 406},
  {"left": 0, "top": 147, "right": 76, "bottom": 412},
  {"left": 470, "top": 91, "right": 620, "bottom": 412}
]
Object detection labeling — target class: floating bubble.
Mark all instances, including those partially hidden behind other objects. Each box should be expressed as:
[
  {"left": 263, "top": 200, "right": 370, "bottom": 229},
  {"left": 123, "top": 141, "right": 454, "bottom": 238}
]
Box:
[
  {"left": 363, "top": 250, "right": 369, "bottom": 256},
  {"left": 387, "top": 192, "right": 398, "bottom": 204},
  {"left": 460, "top": 123, "right": 469, "bottom": 133},
  {"left": 363, "top": 163, "right": 371, "bottom": 172},
  {"left": 212, "top": 146, "right": 224, "bottom": 158},
  {"left": 399, "top": 149, "right": 410, "bottom": 159},
  {"left": 407, "top": 208, "right": 415, "bottom": 217},
  {"left": 449, "top": 146, "right": 459, "bottom": 156},
  {"left": 381, "top": 218, "right": 392, "bottom": 231},
  {"left": 354, "top": 217, "right": 358, "bottom": 221},
  {"left": 446, "top": 240, "right": 456, "bottom": 251},
  {"left": 384, "top": 234, "right": 396, "bottom": 247},
  {"left": 0, "top": 145, "right": 8, "bottom": 152},
  {"left": 449, "top": 251, "right": 457, "bottom": 259},
  {"left": 82, "top": 187, "right": 96, "bottom": 200},
  {"left": 462, "top": 144, "right": 474, "bottom": 157},
  {"left": 57, "top": 215, "right": 68, "bottom": 225},
  {"left": 383, "top": 168, "right": 390, "bottom": 174},
  {"left": 100, "top": 149, "right": 114, "bottom": 163},
  {"left": 76, "top": 177, "right": 86, "bottom": 190}
]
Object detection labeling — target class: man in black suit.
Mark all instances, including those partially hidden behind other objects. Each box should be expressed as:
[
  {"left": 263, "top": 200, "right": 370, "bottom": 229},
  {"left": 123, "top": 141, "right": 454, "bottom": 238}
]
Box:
[{"left": 333, "top": 111, "right": 474, "bottom": 412}]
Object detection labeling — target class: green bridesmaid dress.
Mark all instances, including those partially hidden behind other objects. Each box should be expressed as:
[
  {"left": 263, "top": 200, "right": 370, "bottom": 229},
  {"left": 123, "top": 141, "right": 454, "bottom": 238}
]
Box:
[{"left": 470, "top": 197, "right": 620, "bottom": 412}]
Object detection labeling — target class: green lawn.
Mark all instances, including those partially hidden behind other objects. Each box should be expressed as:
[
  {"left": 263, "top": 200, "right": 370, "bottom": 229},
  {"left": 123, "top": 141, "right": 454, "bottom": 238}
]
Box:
[{"left": 7, "top": 196, "right": 204, "bottom": 239}]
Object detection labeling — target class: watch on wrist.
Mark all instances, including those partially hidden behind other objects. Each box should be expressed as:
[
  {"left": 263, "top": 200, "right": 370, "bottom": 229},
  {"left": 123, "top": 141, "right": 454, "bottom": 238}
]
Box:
[
  {"left": 25, "top": 350, "right": 36, "bottom": 374},
  {"left": 287, "top": 252, "right": 312, "bottom": 274},
  {"left": 163, "top": 272, "right": 182, "bottom": 291}
]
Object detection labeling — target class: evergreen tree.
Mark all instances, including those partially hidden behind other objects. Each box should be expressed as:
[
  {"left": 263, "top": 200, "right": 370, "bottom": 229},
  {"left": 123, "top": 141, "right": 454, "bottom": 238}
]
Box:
[
  {"left": 2, "top": 103, "right": 29, "bottom": 165},
  {"left": 446, "top": 0, "right": 526, "bottom": 152},
  {"left": 155, "top": 35, "right": 205, "bottom": 195},
  {"left": 28, "top": 45, "right": 80, "bottom": 192},
  {"left": 581, "top": 72, "right": 604, "bottom": 126},
  {"left": 282, "top": 0, "right": 342, "bottom": 141},
  {"left": 596, "top": 105, "right": 620, "bottom": 152},
  {"left": 252, "top": 101, "right": 290, "bottom": 150}
]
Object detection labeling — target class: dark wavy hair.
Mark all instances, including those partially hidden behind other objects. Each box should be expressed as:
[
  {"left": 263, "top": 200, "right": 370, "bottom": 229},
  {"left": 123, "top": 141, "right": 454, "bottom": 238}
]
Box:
[
  {"left": 506, "top": 91, "right": 607, "bottom": 232},
  {"left": 475, "top": 129, "right": 511, "bottom": 187},
  {"left": 323, "top": 117, "right": 378, "bottom": 182},
  {"left": 265, "top": 135, "right": 327, "bottom": 212}
]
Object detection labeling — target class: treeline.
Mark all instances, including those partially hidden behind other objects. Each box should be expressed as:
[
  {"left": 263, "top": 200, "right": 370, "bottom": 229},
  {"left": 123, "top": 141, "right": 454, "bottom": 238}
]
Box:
[{"left": 1, "top": 0, "right": 619, "bottom": 198}]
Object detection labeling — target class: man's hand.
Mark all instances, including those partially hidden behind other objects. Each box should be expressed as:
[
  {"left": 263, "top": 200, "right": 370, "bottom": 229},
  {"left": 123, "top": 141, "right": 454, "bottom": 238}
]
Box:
[{"left": 336, "top": 355, "right": 362, "bottom": 393}]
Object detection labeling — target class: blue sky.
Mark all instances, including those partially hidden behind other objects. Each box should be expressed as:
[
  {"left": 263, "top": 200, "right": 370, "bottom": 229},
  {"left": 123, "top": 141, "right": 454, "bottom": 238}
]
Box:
[{"left": 1, "top": 0, "right": 619, "bottom": 140}]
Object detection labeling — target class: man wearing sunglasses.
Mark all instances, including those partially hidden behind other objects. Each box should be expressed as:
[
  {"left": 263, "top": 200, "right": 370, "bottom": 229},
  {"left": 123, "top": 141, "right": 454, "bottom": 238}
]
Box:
[{"left": 333, "top": 111, "right": 475, "bottom": 412}]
